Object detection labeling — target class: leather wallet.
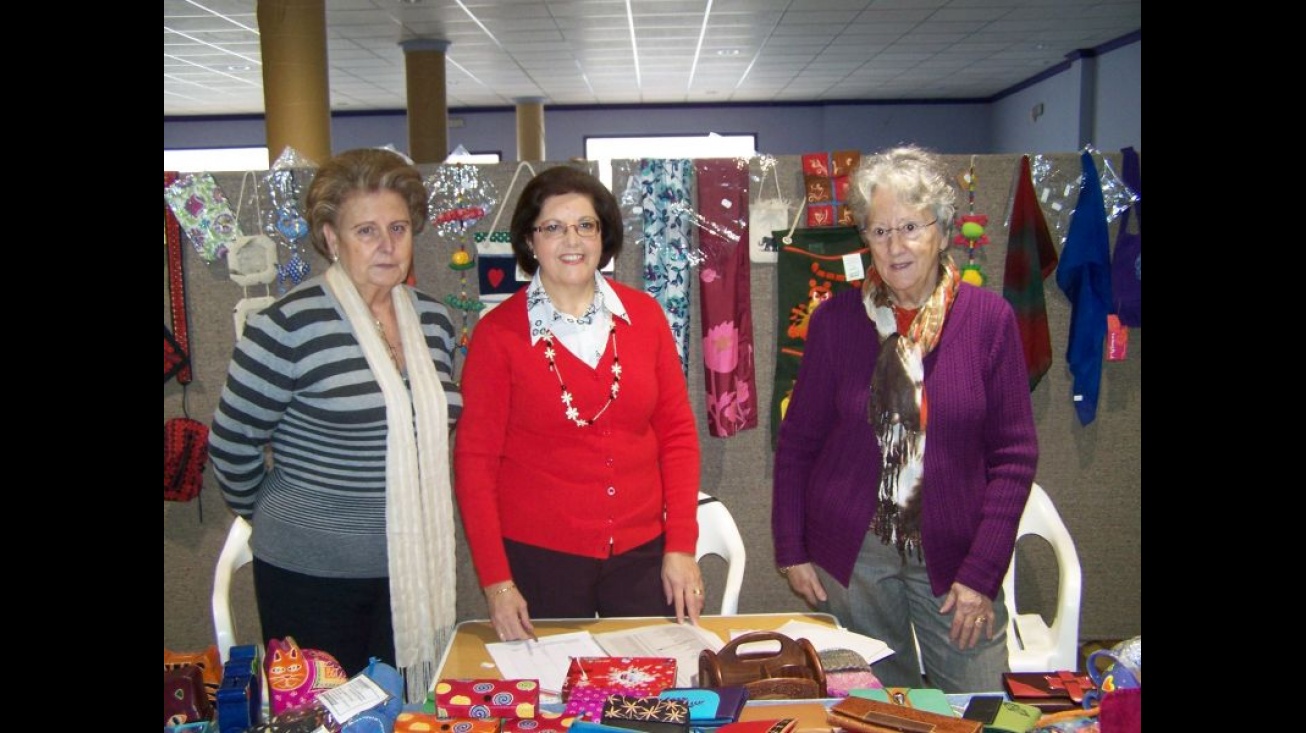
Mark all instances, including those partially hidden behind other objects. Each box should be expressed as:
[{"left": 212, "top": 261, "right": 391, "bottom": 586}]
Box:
[
  {"left": 827, "top": 695, "right": 981, "bottom": 733},
  {"left": 659, "top": 687, "right": 749, "bottom": 727},
  {"left": 1001, "top": 671, "right": 1095, "bottom": 713}
]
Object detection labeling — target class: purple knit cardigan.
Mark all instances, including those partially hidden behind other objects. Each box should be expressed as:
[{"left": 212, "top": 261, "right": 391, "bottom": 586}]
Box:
[{"left": 772, "top": 283, "right": 1038, "bottom": 599}]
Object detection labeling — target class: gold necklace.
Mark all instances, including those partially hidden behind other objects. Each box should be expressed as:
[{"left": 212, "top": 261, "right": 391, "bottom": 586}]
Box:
[
  {"left": 543, "top": 325, "right": 621, "bottom": 427},
  {"left": 373, "top": 319, "right": 401, "bottom": 371}
]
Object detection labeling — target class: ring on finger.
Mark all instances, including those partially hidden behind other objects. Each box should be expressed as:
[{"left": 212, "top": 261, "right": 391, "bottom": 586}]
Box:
[{"left": 691, "top": 587, "right": 703, "bottom": 596}]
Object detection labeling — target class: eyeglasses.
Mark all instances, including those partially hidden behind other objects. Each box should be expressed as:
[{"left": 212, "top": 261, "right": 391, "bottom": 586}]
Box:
[
  {"left": 862, "top": 219, "right": 937, "bottom": 244},
  {"left": 532, "top": 219, "right": 601, "bottom": 240}
]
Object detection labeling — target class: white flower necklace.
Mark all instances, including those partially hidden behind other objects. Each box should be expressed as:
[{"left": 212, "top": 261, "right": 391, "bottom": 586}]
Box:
[{"left": 542, "top": 324, "right": 621, "bottom": 427}]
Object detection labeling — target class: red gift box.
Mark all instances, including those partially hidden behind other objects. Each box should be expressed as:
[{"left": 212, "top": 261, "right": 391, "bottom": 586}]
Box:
[
  {"left": 561, "top": 658, "right": 677, "bottom": 722},
  {"left": 434, "top": 679, "right": 541, "bottom": 719}
]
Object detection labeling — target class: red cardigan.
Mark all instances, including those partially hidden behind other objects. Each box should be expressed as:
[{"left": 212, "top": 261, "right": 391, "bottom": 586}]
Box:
[{"left": 454, "top": 281, "right": 701, "bottom": 587}]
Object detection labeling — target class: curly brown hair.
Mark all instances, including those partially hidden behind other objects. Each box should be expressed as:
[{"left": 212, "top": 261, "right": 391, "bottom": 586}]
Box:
[{"left": 304, "top": 148, "right": 429, "bottom": 259}]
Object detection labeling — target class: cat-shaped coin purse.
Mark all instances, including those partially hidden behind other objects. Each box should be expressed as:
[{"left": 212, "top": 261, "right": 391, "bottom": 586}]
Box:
[{"left": 265, "top": 636, "right": 348, "bottom": 715}]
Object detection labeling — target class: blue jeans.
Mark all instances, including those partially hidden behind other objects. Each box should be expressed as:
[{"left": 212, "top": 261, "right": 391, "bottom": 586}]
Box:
[{"left": 818, "top": 531, "right": 1010, "bottom": 693}]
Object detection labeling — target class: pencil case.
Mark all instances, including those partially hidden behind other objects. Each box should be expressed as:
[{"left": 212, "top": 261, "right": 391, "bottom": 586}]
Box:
[{"left": 433, "top": 679, "right": 540, "bottom": 719}]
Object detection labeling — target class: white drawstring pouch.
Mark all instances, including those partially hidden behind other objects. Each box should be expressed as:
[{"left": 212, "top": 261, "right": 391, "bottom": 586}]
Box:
[{"left": 749, "top": 163, "right": 791, "bottom": 263}]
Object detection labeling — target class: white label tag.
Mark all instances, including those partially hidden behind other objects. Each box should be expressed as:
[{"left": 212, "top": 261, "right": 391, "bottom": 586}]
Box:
[
  {"left": 315, "top": 674, "right": 388, "bottom": 723},
  {"left": 842, "top": 253, "right": 865, "bottom": 281}
]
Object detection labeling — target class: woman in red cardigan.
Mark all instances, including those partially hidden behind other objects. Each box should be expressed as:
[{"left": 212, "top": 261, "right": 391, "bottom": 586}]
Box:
[{"left": 455, "top": 166, "right": 704, "bottom": 641}]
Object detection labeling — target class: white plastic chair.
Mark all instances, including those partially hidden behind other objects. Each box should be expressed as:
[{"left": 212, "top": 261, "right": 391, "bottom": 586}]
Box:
[
  {"left": 1002, "top": 482, "right": 1082, "bottom": 672},
  {"left": 212, "top": 515, "right": 254, "bottom": 664},
  {"left": 695, "top": 491, "right": 747, "bottom": 615},
  {"left": 912, "top": 482, "right": 1082, "bottom": 675}
]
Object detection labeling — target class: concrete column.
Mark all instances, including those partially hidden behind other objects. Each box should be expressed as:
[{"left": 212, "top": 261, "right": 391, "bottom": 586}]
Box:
[
  {"left": 258, "top": 0, "right": 332, "bottom": 165},
  {"left": 401, "top": 39, "right": 451, "bottom": 164},
  {"left": 514, "top": 96, "right": 546, "bottom": 161},
  {"left": 1068, "top": 48, "right": 1099, "bottom": 149}
]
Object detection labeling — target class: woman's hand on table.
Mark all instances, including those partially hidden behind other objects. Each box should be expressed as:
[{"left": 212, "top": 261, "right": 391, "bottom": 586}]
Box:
[
  {"left": 940, "top": 581, "right": 995, "bottom": 650},
  {"left": 662, "top": 552, "right": 705, "bottom": 625},
  {"left": 485, "top": 581, "right": 536, "bottom": 641}
]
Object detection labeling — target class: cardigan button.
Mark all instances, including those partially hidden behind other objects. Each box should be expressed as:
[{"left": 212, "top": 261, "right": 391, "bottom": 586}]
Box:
[{"left": 606, "top": 486, "right": 616, "bottom": 496}]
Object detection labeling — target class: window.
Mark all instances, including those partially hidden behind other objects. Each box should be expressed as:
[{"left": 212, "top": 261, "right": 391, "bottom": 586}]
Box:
[
  {"left": 164, "top": 147, "right": 270, "bottom": 173},
  {"left": 585, "top": 133, "right": 757, "bottom": 192}
]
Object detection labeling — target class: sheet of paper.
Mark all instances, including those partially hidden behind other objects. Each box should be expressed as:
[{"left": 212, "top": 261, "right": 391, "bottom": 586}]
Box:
[
  {"left": 485, "top": 631, "right": 608, "bottom": 695},
  {"left": 593, "top": 623, "right": 725, "bottom": 687},
  {"left": 771, "top": 621, "right": 894, "bottom": 665}
]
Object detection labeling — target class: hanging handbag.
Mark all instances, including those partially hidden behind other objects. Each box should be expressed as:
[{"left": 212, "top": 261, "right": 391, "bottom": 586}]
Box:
[
  {"left": 474, "top": 161, "right": 537, "bottom": 299},
  {"left": 749, "top": 162, "right": 792, "bottom": 263},
  {"left": 1111, "top": 147, "right": 1141, "bottom": 327}
]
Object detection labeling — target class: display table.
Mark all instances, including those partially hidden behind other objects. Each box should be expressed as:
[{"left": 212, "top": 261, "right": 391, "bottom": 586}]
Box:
[{"left": 436, "top": 612, "right": 842, "bottom": 681}]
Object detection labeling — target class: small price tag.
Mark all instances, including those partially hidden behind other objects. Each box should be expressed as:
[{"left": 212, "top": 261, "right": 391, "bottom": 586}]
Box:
[
  {"left": 1106, "top": 314, "right": 1129, "bottom": 361},
  {"left": 842, "top": 252, "right": 865, "bottom": 281}
]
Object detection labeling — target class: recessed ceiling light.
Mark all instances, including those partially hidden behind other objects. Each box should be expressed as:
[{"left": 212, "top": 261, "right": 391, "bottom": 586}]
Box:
[
  {"left": 226, "top": 65, "right": 251, "bottom": 72},
  {"left": 716, "top": 49, "right": 740, "bottom": 57}
]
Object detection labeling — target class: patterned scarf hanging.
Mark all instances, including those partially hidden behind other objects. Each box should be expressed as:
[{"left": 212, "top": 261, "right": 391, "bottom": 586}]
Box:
[
  {"left": 693, "top": 158, "right": 758, "bottom": 438},
  {"left": 1002, "top": 155, "right": 1060, "bottom": 391},
  {"left": 864, "top": 257, "right": 961, "bottom": 559},
  {"left": 638, "top": 159, "right": 694, "bottom": 375}
]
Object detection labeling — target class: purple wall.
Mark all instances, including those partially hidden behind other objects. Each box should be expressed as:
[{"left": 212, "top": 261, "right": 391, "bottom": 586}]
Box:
[{"left": 165, "top": 37, "right": 1138, "bottom": 158}]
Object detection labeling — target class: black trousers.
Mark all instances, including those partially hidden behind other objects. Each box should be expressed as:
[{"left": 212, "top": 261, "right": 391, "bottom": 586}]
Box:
[
  {"left": 504, "top": 535, "right": 675, "bottom": 618},
  {"left": 252, "top": 558, "right": 394, "bottom": 676}
]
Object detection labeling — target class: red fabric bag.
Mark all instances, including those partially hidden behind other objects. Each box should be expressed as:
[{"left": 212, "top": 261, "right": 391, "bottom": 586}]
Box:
[{"left": 164, "top": 417, "right": 209, "bottom": 502}]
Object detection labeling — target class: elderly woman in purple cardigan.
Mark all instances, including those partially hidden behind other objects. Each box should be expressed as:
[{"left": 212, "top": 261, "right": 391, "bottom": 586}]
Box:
[{"left": 772, "top": 145, "right": 1038, "bottom": 693}]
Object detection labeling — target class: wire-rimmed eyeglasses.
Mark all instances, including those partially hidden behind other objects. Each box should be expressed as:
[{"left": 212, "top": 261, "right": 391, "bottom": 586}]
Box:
[
  {"left": 532, "top": 219, "right": 601, "bottom": 240},
  {"left": 862, "top": 219, "right": 937, "bottom": 244}
]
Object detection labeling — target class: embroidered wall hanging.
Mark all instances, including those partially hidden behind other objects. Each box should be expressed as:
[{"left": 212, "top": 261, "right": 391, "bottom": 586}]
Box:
[
  {"left": 800, "top": 151, "right": 860, "bottom": 228},
  {"left": 471, "top": 162, "right": 535, "bottom": 306},
  {"left": 694, "top": 158, "right": 758, "bottom": 438},
  {"left": 770, "top": 224, "right": 868, "bottom": 445}
]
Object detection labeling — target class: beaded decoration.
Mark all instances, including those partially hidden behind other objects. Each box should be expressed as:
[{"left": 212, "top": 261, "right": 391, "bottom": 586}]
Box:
[
  {"left": 953, "top": 156, "right": 990, "bottom": 286},
  {"left": 543, "top": 326, "right": 621, "bottom": 427},
  {"left": 426, "top": 164, "right": 497, "bottom": 360},
  {"left": 263, "top": 165, "right": 312, "bottom": 292}
]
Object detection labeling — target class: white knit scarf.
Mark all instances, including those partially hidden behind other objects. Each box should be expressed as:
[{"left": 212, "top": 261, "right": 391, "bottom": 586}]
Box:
[{"left": 324, "top": 264, "right": 456, "bottom": 704}]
